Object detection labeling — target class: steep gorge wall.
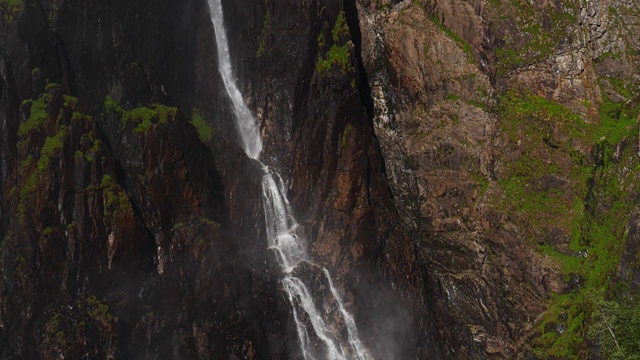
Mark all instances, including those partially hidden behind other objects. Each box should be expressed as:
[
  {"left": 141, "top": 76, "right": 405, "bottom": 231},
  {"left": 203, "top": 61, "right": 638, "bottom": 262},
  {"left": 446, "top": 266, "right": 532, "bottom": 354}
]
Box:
[
  {"left": 0, "top": 0, "right": 441, "bottom": 358},
  {"left": 356, "top": 0, "right": 640, "bottom": 358}
]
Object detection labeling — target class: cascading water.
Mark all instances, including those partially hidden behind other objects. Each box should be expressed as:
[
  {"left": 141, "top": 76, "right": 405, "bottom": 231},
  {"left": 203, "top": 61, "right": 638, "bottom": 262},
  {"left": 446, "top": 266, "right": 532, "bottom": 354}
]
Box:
[
  {"left": 208, "top": 0, "right": 262, "bottom": 159},
  {"left": 207, "top": 1, "right": 373, "bottom": 359}
]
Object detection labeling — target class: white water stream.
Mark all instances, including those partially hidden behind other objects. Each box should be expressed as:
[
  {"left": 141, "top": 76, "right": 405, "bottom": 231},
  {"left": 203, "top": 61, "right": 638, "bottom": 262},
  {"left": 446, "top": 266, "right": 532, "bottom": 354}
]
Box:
[{"left": 207, "top": 1, "right": 372, "bottom": 359}]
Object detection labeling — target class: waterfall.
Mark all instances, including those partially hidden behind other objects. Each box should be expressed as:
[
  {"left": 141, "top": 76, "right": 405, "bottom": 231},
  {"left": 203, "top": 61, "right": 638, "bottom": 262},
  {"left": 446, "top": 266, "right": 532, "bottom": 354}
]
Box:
[
  {"left": 206, "top": 1, "right": 373, "bottom": 359},
  {"left": 208, "top": 0, "right": 262, "bottom": 159}
]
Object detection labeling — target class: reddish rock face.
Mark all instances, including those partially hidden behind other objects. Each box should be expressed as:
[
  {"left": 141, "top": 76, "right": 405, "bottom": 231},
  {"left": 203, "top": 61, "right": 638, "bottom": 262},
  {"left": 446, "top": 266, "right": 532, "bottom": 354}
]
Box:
[{"left": 356, "top": 0, "right": 640, "bottom": 359}]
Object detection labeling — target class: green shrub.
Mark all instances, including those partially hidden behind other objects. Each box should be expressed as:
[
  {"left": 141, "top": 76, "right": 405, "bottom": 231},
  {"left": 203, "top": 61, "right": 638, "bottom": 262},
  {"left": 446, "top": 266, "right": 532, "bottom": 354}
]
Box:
[{"left": 189, "top": 108, "right": 214, "bottom": 143}]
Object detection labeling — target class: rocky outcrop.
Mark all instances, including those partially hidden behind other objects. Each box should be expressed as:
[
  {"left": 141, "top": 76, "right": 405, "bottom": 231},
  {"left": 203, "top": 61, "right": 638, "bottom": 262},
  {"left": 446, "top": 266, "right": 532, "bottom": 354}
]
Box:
[{"left": 355, "top": 0, "right": 640, "bottom": 358}]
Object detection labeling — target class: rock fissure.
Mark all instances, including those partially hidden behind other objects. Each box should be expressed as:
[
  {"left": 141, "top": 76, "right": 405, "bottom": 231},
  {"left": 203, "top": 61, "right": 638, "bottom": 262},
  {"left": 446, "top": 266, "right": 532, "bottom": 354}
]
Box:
[{"left": 344, "top": 0, "right": 375, "bottom": 118}]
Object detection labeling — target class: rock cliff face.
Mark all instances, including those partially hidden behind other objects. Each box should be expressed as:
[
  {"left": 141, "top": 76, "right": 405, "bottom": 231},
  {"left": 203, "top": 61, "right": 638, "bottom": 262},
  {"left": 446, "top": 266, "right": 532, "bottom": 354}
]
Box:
[
  {"left": 356, "top": 0, "right": 640, "bottom": 358},
  {"left": 1, "top": 0, "right": 438, "bottom": 358},
  {"left": 1, "top": 0, "right": 639, "bottom": 359}
]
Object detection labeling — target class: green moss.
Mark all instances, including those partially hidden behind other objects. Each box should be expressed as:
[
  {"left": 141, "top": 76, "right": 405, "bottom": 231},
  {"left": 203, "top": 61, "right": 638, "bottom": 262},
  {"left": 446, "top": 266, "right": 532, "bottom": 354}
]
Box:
[
  {"left": 200, "top": 217, "right": 219, "bottom": 228},
  {"left": 63, "top": 95, "right": 78, "bottom": 108},
  {"left": 86, "top": 295, "right": 113, "bottom": 322},
  {"left": 18, "top": 126, "right": 68, "bottom": 223},
  {"left": 18, "top": 96, "right": 49, "bottom": 137},
  {"left": 522, "top": 81, "right": 640, "bottom": 357},
  {"left": 171, "top": 216, "right": 220, "bottom": 233},
  {"left": 316, "top": 11, "right": 352, "bottom": 76},
  {"left": 189, "top": 107, "right": 214, "bottom": 143},
  {"left": 44, "top": 311, "right": 62, "bottom": 338},
  {"left": 46, "top": 0, "right": 61, "bottom": 25},
  {"left": 100, "top": 174, "right": 132, "bottom": 217},
  {"left": 495, "top": 48, "right": 522, "bottom": 76},
  {"left": 256, "top": 9, "right": 272, "bottom": 57},
  {"left": 103, "top": 96, "right": 123, "bottom": 113},
  {"left": 595, "top": 85, "right": 638, "bottom": 146},
  {"left": 340, "top": 124, "right": 352, "bottom": 148},
  {"left": 21, "top": 155, "right": 33, "bottom": 168},
  {"left": 490, "top": 0, "right": 579, "bottom": 76},
  {"left": 1, "top": 0, "right": 24, "bottom": 23},
  {"left": 104, "top": 96, "right": 177, "bottom": 133},
  {"left": 498, "top": 91, "right": 591, "bottom": 146},
  {"left": 317, "top": 32, "right": 326, "bottom": 51},
  {"left": 85, "top": 139, "right": 102, "bottom": 163},
  {"left": 153, "top": 104, "right": 177, "bottom": 125},
  {"left": 171, "top": 222, "right": 186, "bottom": 231},
  {"left": 607, "top": 76, "right": 632, "bottom": 99},
  {"left": 430, "top": 15, "right": 474, "bottom": 63},
  {"left": 129, "top": 104, "right": 176, "bottom": 132},
  {"left": 145, "top": 311, "right": 156, "bottom": 321},
  {"left": 40, "top": 227, "right": 54, "bottom": 236},
  {"left": 38, "top": 130, "right": 66, "bottom": 172},
  {"left": 316, "top": 44, "right": 351, "bottom": 76},
  {"left": 44, "top": 82, "right": 61, "bottom": 91},
  {"left": 124, "top": 106, "right": 155, "bottom": 130},
  {"left": 331, "top": 10, "right": 349, "bottom": 43}
]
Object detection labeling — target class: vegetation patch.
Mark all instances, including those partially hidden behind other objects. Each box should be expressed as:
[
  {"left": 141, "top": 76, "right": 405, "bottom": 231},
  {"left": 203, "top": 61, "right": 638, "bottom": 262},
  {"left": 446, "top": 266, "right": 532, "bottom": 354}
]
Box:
[
  {"left": 316, "top": 11, "right": 352, "bottom": 76},
  {"left": 18, "top": 126, "right": 68, "bottom": 223},
  {"left": 489, "top": 0, "right": 580, "bottom": 76},
  {"left": 86, "top": 295, "right": 113, "bottom": 322},
  {"left": 256, "top": 7, "right": 272, "bottom": 57},
  {"left": 331, "top": 10, "right": 349, "bottom": 43},
  {"left": 340, "top": 123, "right": 352, "bottom": 149},
  {"left": 84, "top": 138, "right": 102, "bottom": 164},
  {"left": 189, "top": 107, "right": 214, "bottom": 143},
  {"left": 103, "top": 96, "right": 177, "bottom": 133},
  {"left": 317, "top": 44, "right": 351, "bottom": 75},
  {"left": 430, "top": 15, "right": 474, "bottom": 63},
  {"left": 1, "top": 0, "right": 24, "bottom": 23},
  {"left": 100, "top": 174, "right": 132, "bottom": 218},
  {"left": 495, "top": 82, "right": 640, "bottom": 357},
  {"left": 18, "top": 95, "right": 50, "bottom": 137}
]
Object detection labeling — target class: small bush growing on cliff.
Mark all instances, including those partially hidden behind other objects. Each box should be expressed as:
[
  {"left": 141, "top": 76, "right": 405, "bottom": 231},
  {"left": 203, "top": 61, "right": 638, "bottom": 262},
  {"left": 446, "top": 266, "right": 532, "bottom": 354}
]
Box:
[
  {"left": 99, "top": 174, "right": 132, "bottom": 217},
  {"left": 256, "top": 8, "right": 272, "bottom": 57},
  {"left": 18, "top": 96, "right": 49, "bottom": 137},
  {"left": 1, "top": 0, "right": 23, "bottom": 23},
  {"left": 587, "top": 290, "right": 640, "bottom": 360},
  {"left": 103, "top": 96, "right": 177, "bottom": 133},
  {"left": 189, "top": 108, "right": 214, "bottom": 143},
  {"left": 316, "top": 44, "right": 351, "bottom": 75},
  {"left": 316, "top": 10, "right": 352, "bottom": 76}
]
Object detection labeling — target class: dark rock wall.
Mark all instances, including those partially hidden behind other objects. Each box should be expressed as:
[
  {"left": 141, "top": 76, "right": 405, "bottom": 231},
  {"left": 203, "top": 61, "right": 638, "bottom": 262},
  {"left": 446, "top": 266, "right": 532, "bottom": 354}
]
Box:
[
  {"left": 0, "top": 0, "right": 284, "bottom": 358},
  {"left": 0, "top": 0, "right": 441, "bottom": 358}
]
